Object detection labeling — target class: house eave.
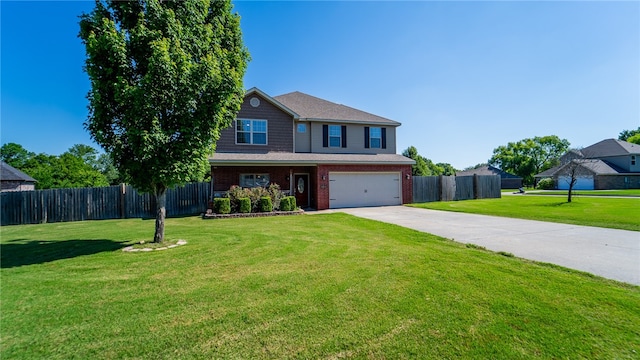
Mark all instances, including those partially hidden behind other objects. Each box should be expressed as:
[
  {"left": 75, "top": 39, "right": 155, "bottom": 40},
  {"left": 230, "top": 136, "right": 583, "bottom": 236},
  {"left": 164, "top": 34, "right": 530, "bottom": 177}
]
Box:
[
  {"left": 209, "top": 153, "right": 415, "bottom": 166},
  {"left": 299, "top": 117, "right": 401, "bottom": 126}
]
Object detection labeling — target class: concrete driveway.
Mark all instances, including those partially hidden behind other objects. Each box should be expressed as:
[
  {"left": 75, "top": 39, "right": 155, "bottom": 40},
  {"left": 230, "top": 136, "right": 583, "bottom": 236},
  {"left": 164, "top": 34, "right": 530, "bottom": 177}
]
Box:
[{"left": 334, "top": 206, "right": 640, "bottom": 286}]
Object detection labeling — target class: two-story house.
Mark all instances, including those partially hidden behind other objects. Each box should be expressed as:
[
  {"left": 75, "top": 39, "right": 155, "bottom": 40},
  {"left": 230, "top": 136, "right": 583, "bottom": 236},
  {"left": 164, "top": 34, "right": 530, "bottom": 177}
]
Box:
[
  {"left": 209, "top": 87, "right": 415, "bottom": 209},
  {"left": 534, "top": 138, "right": 640, "bottom": 190}
]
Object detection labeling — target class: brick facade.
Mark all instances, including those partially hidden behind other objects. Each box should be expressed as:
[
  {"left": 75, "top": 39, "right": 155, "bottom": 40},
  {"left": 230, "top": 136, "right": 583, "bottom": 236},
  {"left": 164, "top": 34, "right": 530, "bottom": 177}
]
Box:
[
  {"left": 212, "top": 165, "right": 315, "bottom": 195},
  {"left": 315, "top": 164, "right": 413, "bottom": 210},
  {"left": 211, "top": 164, "right": 413, "bottom": 210},
  {"left": 594, "top": 174, "right": 640, "bottom": 189}
]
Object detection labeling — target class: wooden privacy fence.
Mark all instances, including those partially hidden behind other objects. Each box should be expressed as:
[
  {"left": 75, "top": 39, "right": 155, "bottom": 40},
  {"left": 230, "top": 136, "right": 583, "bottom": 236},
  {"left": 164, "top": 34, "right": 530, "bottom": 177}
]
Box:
[
  {"left": 1, "top": 182, "right": 210, "bottom": 226},
  {"left": 413, "top": 175, "right": 501, "bottom": 203}
]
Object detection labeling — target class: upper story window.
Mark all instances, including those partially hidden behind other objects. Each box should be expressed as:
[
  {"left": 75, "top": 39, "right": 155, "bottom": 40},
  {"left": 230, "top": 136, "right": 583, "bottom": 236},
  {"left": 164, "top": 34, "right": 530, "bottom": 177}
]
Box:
[
  {"left": 365, "top": 126, "right": 386, "bottom": 149},
  {"left": 236, "top": 119, "right": 267, "bottom": 145},
  {"left": 329, "top": 125, "right": 342, "bottom": 147},
  {"left": 369, "top": 127, "right": 382, "bottom": 148},
  {"left": 632, "top": 155, "right": 636, "bottom": 166},
  {"left": 322, "top": 124, "right": 347, "bottom": 148}
]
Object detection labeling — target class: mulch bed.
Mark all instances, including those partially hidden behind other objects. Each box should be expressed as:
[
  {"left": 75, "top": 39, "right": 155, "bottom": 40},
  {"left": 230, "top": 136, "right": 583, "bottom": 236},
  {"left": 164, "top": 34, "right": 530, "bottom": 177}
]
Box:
[{"left": 202, "top": 209, "right": 305, "bottom": 219}]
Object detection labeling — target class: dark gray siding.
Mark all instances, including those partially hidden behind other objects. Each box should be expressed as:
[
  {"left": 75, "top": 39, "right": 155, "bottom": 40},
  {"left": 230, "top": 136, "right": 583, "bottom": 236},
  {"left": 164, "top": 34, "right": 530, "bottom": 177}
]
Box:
[{"left": 216, "top": 93, "right": 294, "bottom": 153}]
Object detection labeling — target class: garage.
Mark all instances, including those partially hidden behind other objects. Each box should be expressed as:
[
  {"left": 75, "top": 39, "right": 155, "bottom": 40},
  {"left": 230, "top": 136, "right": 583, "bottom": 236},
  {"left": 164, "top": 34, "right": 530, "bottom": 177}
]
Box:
[
  {"left": 329, "top": 172, "right": 402, "bottom": 208},
  {"left": 557, "top": 175, "right": 594, "bottom": 190}
]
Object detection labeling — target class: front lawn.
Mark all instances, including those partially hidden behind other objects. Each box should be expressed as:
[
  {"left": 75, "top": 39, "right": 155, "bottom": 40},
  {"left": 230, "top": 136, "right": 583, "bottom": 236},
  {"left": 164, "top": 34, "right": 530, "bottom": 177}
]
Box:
[
  {"left": 2, "top": 215, "right": 638, "bottom": 359},
  {"left": 409, "top": 196, "right": 640, "bottom": 231},
  {"left": 531, "top": 189, "right": 640, "bottom": 197}
]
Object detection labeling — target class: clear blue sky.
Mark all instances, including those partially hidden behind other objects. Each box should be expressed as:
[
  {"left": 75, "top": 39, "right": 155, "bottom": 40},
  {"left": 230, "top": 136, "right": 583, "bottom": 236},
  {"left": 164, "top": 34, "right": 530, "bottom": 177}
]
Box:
[{"left": 2, "top": 1, "right": 639, "bottom": 170}]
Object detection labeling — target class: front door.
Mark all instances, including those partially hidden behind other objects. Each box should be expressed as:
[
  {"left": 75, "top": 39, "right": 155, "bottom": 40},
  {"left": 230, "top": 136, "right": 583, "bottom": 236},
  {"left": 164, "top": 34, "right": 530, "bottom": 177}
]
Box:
[{"left": 294, "top": 174, "right": 309, "bottom": 208}]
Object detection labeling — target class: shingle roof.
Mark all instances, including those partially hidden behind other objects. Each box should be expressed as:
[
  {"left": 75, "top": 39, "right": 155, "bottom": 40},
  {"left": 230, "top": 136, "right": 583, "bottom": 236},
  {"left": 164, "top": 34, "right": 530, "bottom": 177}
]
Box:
[
  {"left": 455, "top": 165, "right": 521, "bottom": 179},
  {"left": 0, "top": 162, "right": 36, "bottom": 182},
  {"left": 210, "top": 152, "right": 415, "bottom": 165},
  {"left": 273, "top": 91, "right": 401, "bottom": 126},
  {"left": 575, "top": 159, "right": 625, "bottom": 175},
  {"left": 535, "top": 159, "right": 625, "bottom": 177},
  {"left": 581, "top": 138, "right": 640, "bottom": 158}
]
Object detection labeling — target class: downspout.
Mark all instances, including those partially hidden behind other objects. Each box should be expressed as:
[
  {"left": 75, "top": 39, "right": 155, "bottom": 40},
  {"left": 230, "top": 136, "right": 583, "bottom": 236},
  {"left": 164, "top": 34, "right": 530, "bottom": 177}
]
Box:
[
  {"left": 209, "top": 167, "right": 215, "bottom": 203},
  {"left": 290, "top": 169, "right": 294, "bottom": 195}
]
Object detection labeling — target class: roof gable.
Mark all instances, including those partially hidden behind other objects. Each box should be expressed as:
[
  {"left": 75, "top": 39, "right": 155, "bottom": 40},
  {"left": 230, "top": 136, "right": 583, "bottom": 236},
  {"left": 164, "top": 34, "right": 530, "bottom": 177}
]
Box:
[
  {"left": 244, "top": 87, "right": 299, "bottom": 119},
  {"left": 1, "top": 162, "right": 36, "bottom": 182},
  {"left": 273, "top": 91, "right": 400, "bottom": 126}
]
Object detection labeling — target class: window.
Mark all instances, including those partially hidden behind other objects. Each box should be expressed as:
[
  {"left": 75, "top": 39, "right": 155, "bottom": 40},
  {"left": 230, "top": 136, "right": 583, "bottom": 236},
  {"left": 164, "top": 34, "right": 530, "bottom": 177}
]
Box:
[
  {"left": 322, "top": 124, "right": 346, "bottom": 148},
  {"left": 364, "top": 126, "right": 386, "bottom": 149},
  {"left": 329, "top": 125, "right": 341, "bottom": 147},
  {"left": 369, "top": 127, "right": 382, "bottom": 148},
  {"left": 236, "top": 119, "right": 267, "bottom": 145},
  {"left": 240, "top": 174, "right": 270, "bottom": 188},
  {"left": 632, "top": 155, "right": 636, "bottom": 166},
  {"left": 297, "top": 123, "right": 306, "bottom": 133}
]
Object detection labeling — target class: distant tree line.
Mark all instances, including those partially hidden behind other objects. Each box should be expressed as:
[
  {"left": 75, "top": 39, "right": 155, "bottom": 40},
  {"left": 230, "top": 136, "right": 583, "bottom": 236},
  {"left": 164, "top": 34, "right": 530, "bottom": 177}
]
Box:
[
  {"left": 402, "top": 146, "right": 457, "bottom": 176},
  {"left": 0, "top": 143, "right": 122, "bottom": 189},
  {"left": 403, "top": 128, "right": 639, "bottom": 188}
]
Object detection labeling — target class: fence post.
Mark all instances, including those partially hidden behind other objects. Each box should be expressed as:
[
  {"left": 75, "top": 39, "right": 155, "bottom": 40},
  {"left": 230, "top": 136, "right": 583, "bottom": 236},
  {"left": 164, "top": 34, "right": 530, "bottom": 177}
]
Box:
[
  {"left": 120, "top": 183, "right": 126, "bottom": 219},
  {"left": 438, "top": 175, "right": 443, "bottom": 201},
  {"left": 473, "top": 174, "right": 479, "bottom": 199}
]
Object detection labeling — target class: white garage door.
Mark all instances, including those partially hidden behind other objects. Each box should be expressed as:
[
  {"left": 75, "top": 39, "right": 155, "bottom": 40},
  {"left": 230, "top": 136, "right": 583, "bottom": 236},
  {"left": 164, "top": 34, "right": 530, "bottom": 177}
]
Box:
[
  {"left": 557, "top": 176, "right": 594, "bottom": 190},
  {"left": 329, "top": 172, "right": 402, "bottom": 209}
]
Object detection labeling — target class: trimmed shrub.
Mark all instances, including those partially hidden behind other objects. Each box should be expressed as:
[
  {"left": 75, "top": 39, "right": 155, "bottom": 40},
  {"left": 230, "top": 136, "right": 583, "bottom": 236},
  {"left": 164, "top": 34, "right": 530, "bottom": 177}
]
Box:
[
  {"left": 289, "top": 196, "right": 297, "bottom": 210},
  {"left": 213, "top": 198, "right": 231, "bottom": 214},
  {"left": 226, "top": 184, "right": 287, "bottom": 213},
  {"left": 280, "top": 196, "right": 292, "bottom": 211},
  {"left": 260, "top": 196, "right": 273, "bottom": 212},
  {"left": 239, "top": 197, "right": 251, "bottom": 213},
  {"left": 280, "top": 196, "right": 297, "bottom": 211},
  {"left": 537, "top": 178, "right": 555, "bottom": 190}
]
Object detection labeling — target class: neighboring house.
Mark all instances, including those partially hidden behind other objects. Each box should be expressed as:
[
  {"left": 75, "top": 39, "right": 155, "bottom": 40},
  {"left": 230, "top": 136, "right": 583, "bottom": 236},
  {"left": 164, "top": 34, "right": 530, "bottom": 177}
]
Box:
[
  {"left": 534, "top": 139, "right": 640, "bottom": 190},
  {"left": 1, "top": 162, "right": 36, "bottom": 192},
  {"left": 455, "top": 165, "right": 522, "bottom": 189},
  {"left": 210, "top": 87, "right": 415, "bottom": 209}
]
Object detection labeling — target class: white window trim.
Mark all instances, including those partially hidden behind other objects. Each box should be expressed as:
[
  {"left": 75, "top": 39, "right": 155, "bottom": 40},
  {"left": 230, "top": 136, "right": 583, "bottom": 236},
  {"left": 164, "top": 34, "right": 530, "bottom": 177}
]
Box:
[
  {"left": 369, "top": 127, "right": 382, "bottom": 149},
  {"left": 239, "top": 173, "right": 270, "bottom": 188},
  {"left": 235, "top": 119, "right": 268, "bottom": 145},
  {"left": 328, "top": 125, "right": 341, "bottom": 148}
]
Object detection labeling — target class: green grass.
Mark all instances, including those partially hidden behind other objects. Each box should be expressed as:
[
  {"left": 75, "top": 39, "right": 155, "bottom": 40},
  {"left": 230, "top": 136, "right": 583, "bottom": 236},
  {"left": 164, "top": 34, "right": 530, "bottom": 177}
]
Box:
[
  {"left": 2, "top": 215, "right": 639, "bottom": 359},
  {"left": 409, "top": 196, "right": 640, "bottom": 231},
  {"left": 531, "top": 189, "right": 640, "bottom": 197},
  {"left": 502, "top": 189, "right": 640, "bottom": 197}
]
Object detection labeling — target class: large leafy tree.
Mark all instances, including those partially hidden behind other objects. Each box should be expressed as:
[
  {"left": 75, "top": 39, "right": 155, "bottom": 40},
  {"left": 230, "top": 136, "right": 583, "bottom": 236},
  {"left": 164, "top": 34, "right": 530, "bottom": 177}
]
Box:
[
  {"left": 627, "top": 134, "right": 640, "bottom": 145},
  {"left": 0, "top": 143, "right": 34, "bottom": 169},
  {"left": 489, "top": 135, "right": 570, "bottom": 186},
  {"left": 618, "top": 127, "right": 640, "bottom": 142},
  {"left": 402, "top": 146, "right": 457, "bottom": 176},
  {"left": 79, "top": 0, "right": 249, "bottom": 243}
]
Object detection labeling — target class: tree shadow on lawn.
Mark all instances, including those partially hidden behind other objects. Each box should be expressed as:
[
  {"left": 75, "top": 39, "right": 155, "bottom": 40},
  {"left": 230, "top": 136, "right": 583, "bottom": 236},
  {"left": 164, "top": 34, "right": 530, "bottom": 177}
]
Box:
[{"left": 1, "top": 238, "right": 128, "bottom": 268}]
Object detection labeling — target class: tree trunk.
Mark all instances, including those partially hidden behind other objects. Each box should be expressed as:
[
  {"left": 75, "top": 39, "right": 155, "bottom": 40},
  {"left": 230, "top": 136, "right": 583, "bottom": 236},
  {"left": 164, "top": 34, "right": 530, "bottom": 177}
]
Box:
[
  {"left": 154, "top": 187, "right": 167, "bottom": 243},
  {"left": 567, "top": 183, "right": 574, "bottom": 203}
]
